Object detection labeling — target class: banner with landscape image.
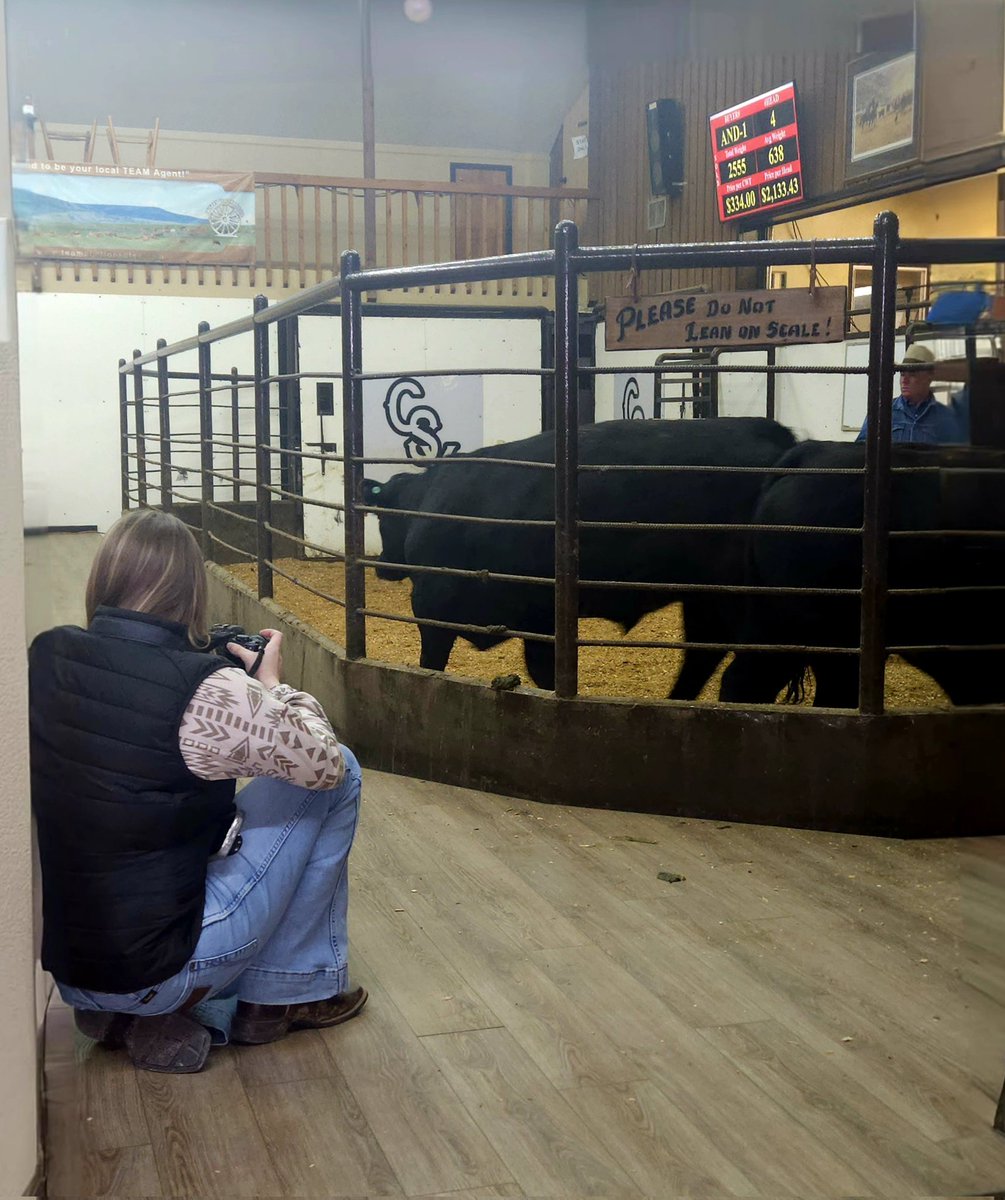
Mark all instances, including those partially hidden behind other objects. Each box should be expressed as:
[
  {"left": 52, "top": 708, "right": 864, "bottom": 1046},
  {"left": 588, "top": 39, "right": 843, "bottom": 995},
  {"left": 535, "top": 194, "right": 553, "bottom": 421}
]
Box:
[{"left": 13, "top": 162, "right": 256, "bottom": 263}]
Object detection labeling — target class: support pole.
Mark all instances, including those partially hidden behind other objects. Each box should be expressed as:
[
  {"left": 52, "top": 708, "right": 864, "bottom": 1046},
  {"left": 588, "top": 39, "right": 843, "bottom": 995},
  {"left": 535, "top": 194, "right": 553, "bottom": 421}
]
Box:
[
  {"left": 253, "top": 296, "right": 273, "bottom": 598},
  {"left": 360, "top": 0, "right": 377, "bottom": 270},
  {"left": 230, "top": 366, "right": 240, "bottom": 504},
  {"left": 276, "top": 317, "right": 303, "bottom": 500},
  {"left": 341, "top": 250, "right": 366, "bottom": 660},
  {"left": 118, "top": 359, "right": 129, "bottom": 512},
  {"left": 156, "top": 338, "right": 172, "bottom": 514},
  {"left": 859, "top": 210, "right": 899, "bottom": 715},
  {"left": 131, "top": 350, "right": 147, "bottom": 507},
  {"left": 197, "top": 322, "right": 213, "bottom": 559},
  {"left": 553, "top": 220, "right": 580, "bottom": 698}
]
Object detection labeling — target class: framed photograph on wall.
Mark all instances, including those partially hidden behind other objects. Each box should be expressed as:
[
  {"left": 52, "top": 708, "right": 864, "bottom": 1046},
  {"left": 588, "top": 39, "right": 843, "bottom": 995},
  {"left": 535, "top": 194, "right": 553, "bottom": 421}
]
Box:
[{"left": 845, "top": 50, "right": 918, "bottom": 178}]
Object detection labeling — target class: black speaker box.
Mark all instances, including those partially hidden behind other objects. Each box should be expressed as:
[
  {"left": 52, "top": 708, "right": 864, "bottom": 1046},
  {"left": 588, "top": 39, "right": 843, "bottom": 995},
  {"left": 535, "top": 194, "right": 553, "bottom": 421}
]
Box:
[{"left": 646, "top": 99, "right": 685, "bottom": 196}]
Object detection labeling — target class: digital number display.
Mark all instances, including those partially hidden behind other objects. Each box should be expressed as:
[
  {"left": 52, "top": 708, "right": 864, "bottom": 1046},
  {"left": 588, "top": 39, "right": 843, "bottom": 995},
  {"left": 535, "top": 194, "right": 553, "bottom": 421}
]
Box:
[{"left": 709, "top": 83, "right": 804, "bottom": 224}]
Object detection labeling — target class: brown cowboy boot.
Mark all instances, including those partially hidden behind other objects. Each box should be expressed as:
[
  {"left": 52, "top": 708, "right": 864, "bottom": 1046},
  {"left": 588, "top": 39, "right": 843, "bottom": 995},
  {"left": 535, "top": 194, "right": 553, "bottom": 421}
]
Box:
[
  {"left": 231, "top": 985, "right": 368, "bottom": 1045},
  {"left": 75, "top": 1008, "right": 211, "bottom": 1073}
]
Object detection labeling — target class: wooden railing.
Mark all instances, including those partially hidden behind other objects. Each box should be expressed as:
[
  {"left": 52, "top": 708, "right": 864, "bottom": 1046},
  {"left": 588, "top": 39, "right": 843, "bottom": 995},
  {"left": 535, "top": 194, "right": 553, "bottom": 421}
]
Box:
[
  {"left": 29, "top": 171, "right": 594, "bottom": 299},
  {"left": 256, "top": 172, "right": 592, "bottom": 296}
]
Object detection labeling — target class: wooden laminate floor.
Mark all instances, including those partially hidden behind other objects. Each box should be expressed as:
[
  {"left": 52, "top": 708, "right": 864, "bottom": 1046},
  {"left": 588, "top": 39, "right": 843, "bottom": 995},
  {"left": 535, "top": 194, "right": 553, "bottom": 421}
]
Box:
[{"left": 43, "top": 768, "right": 1005, "bottom": 1198}]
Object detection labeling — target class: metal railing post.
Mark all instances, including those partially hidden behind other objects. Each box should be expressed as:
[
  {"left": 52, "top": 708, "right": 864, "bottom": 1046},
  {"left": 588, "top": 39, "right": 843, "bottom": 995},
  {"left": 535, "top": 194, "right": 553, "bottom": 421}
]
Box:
[
  {"left": 277, "top": 316, "right": 304, "bottom": 500},
  {"left": 341, "top": 250, "right": 366, "bottom": 660},
  {"left": 553, "top": 220, "right": 580, "bottom": 698},
  {"left": 118, "top": 359, "right": 129, "bottom": 512},
  {"left": 859, "top": 210, "right": 899, "bottom": 715},
  {"left": 230, "top": 366, "right": 241, "bottom": 504},
  {"left": 765, "top": 346, "right": 776, "bottom": 421},
  {"left": 156, "top": 338, "right": 172, "bottom": 513},
  {"left": 131, "top": 350, "right": 147, "bottom": 507},
  {"left": 197, "top": 322, "right": 214, "bottom": 559},
  {"left": 253, "top": 296, "right": 274, "bottom": 598}
]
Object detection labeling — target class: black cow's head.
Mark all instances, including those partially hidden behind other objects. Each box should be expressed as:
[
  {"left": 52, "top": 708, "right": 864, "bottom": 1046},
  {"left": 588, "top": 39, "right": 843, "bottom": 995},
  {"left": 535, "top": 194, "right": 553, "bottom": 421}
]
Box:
[{"left": 362, "top": 471, "right": 428, "bottom": 582}]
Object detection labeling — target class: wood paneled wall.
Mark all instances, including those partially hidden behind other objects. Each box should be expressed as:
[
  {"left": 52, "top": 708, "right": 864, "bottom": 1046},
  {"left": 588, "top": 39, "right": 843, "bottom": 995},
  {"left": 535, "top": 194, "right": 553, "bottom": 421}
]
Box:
[
  {"left": 587, "top": 51, "right": 852, "bottom": 301},
  {"left": 584, "top": 0, "right": 1005, "bottom": 305}
]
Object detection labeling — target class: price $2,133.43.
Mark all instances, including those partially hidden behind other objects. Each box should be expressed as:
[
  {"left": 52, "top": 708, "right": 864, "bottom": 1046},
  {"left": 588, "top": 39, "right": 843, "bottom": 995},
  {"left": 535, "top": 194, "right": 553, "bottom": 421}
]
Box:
[{"left": 759, "top": 176, "right": 800, "bottom": 205}]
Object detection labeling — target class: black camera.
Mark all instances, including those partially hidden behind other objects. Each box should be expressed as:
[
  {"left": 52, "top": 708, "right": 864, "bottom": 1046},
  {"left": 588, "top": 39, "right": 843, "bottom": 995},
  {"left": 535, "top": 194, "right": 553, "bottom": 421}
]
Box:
[{"left": 208, "top": 624, "right": 269, "bottom": 675}]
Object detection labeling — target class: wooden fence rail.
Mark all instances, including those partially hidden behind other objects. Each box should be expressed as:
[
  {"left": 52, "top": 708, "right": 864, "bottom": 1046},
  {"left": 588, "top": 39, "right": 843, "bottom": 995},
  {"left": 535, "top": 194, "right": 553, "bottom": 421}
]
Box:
[{"left": 28, "top": 171, "right": 594, "bottom": 299}]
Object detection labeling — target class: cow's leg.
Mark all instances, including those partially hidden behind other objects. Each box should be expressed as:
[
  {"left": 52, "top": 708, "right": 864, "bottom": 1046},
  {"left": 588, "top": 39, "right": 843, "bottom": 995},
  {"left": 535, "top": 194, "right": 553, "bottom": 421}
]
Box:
[
  {"left": 522, "top": 638, "right": 556, "bottom": 691},
  {"left": 720, "top": 650, "right": 803, "bottom": 704},
  {"left": 418, "top": 624, "right": 456, "bottom": 672},
  {"left": 669, "top": 649, "right": 724, "bottom": 700},
  {"left": 669, "top": 598, "right": 730, "bottom": 701},
  {"left": 809, "top": 655, "right": 861, "bottom": 709}
]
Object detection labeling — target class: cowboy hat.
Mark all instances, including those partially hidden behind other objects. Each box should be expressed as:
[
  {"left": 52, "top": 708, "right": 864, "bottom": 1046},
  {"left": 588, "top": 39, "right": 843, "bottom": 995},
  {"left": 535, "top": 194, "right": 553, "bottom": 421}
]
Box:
[{"left": 900, "top": 343, "right": 936, "bottom": 368}]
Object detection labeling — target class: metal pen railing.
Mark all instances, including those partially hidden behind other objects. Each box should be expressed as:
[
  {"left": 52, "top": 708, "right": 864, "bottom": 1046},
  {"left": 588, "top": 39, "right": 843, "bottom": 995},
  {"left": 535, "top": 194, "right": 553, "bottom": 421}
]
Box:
[{"left": 118, "top": 217, "right": 1005, "bottom": 715}]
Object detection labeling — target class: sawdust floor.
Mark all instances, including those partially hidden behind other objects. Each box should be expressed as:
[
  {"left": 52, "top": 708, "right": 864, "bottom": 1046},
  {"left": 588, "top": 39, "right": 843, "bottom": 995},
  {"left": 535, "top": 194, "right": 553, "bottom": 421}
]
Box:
[{"left": 228, "top": 557, "right": 949, "bottom": 709}]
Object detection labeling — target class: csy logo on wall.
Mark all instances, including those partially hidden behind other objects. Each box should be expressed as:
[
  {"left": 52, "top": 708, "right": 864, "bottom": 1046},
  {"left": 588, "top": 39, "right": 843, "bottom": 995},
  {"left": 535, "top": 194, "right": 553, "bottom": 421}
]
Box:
[{"left": 363, "top": 374, "right": 484, "bottom": 484}]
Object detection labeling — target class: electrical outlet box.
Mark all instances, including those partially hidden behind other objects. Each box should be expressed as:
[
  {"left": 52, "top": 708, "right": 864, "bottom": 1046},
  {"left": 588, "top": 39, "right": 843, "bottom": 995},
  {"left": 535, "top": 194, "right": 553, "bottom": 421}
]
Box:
[{"left": 316, "top": 382, "right": 335, "bottom": 416}]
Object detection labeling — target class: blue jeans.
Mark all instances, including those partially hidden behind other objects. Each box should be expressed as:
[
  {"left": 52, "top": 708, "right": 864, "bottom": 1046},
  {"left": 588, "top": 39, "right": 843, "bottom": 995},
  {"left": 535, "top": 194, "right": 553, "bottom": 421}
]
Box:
[{"left": 57, "top": 747, "right": 362, "bottom": 1017}]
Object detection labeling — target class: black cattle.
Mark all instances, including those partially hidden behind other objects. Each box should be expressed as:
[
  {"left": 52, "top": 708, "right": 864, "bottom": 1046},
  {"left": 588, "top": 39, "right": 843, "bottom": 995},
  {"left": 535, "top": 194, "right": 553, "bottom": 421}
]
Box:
[
  {"left": 720, "top": 440, "right": 1005, "bottom": 707},
  {"left": 363, "top": 417, "right": 796, "bottom": 695}
]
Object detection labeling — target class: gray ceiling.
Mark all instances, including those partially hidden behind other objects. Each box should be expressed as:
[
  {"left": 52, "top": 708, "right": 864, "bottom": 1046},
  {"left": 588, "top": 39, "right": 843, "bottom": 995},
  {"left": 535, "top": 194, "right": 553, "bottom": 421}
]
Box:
[{"left": 6, "top": 0, "right": 589, "bottom": 154}]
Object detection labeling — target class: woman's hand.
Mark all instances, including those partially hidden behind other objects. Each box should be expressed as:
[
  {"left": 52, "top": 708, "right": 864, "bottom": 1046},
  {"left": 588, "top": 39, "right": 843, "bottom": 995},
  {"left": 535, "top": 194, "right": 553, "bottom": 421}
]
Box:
[{"left": 227, "top": 629, "right": 284, "bottom": 690}]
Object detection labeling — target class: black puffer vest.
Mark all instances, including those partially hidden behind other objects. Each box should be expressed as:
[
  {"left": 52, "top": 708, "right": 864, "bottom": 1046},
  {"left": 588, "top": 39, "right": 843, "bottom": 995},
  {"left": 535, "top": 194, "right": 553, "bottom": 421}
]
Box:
[{"left": 29, "top": 607, "right": 236, "bottom": 992}]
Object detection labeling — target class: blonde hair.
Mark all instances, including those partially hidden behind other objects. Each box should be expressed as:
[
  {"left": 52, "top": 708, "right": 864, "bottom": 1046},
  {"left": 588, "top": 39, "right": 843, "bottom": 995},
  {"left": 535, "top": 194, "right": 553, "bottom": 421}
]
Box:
[{"left": 86, "top": 509, "right": 209, "bottom": 646}]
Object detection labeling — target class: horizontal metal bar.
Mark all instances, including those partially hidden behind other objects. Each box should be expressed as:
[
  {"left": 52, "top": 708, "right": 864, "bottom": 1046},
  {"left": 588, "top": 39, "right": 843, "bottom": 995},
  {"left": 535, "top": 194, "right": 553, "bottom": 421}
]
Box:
[
  {"left": 580, "top": 578, "right": 861, "bottom": 596},
  {"left": 887, "top": 642, "right": 1005, "bottom": 652},
  {"left": 888, "top": 584, "right": 1005, "bottom": 595},
  {"left": 355, "top": 606, "right": 556, "bottom": 643},
  {"left": 266, "top": 560, "right": 348, "bottom": 609},
  {"left": 897, "top": 237, "right": 1005, "bottom": 266},
  {"left": 204, "top": 501, "right": 258, "bottom": 526},
  {"left": 352, "top": 455, "right": 551, "bottom": 470},
  {"left": 263, "top": 523, "right": 345, "bottom": 560},
  {"left": 889, "top": 529, "right": 1005, "bottom": 538},
  {"left": 124, "top": 281, "right": 345, "bottom": 370},
  {"left": 361, "top": 503, "right": 553, "bottom": 528},
  {"left": 572, "top": 237, "right": 875, "bottom": 273},
  {"left": 578, "top": 520, "right": 862, "bottom": 535},
  {"left": 576, "top": 463, "right": 865, "bottom": 476},
  {"left": 169, "top": 435, "right": 257, "bottom": 451},
  {"left": 263, "top": 371, "right": 343, "bottom": 385},
  {"left": 585, "top": 363, "right": 871, "bottom": 377},
  {"left": 207, "top": 530, "right": 256, "bottom": 560},
  {"left": 138, "top": 368, "right": 255, "bottom": 383},
  {"left": 577, "top": 637, "right": 860, "bottom": 654},
  {"left": 354, "top": 367, "right": 552, "bottom": 381},
  {"left": 272, "top": 445, "right": 345, "bottom": 464},
  {"left": 345, "top": 248, "right": 555, "bottom": 293},
  {"left": 264, "top": 481, "right": 344, "bottom": 510},
  {"left": 358, "top": 556, "right": 554, "bottom": 586},
  {"left": 358, "top": 556, "right": 860, "bottom": 596}
]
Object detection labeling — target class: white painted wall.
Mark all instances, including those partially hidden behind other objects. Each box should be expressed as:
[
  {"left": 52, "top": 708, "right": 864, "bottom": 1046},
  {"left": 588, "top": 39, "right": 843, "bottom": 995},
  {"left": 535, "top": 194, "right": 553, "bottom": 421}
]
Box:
[
  {"left": 296, "top": 312, "right": 545, "bottom": 555},
  {"left": 19, "top": 293, "right": 258, "bottom": 531},
  {"left": 18, "top": 294, "right": 546, "bottom": 544}
]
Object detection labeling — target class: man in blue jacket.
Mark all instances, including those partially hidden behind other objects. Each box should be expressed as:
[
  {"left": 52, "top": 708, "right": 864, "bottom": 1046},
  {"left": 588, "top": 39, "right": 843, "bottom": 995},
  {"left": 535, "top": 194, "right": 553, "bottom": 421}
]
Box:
[{"left": 856, "top": 342, "right": 964, "bottom": 444}]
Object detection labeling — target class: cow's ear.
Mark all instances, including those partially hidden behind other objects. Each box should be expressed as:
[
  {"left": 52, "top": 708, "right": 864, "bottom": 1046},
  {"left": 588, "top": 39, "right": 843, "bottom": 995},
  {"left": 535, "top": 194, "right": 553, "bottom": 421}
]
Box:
[{"left": 362, "top": 478, "right": 382, "bottom": 504}]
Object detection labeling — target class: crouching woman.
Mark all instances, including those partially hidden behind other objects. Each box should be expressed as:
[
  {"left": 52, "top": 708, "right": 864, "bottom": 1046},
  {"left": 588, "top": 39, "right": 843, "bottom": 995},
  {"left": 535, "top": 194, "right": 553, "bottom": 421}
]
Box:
[{"left": 29, "top": 509, "right": 366, "bottom": 1073}]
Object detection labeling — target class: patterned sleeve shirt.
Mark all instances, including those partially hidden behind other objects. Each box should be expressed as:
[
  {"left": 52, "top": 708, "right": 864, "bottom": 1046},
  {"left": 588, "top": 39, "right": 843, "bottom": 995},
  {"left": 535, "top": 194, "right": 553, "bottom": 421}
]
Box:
[{"left": 179, "top": 666, "right": 345, "bottom": 790}]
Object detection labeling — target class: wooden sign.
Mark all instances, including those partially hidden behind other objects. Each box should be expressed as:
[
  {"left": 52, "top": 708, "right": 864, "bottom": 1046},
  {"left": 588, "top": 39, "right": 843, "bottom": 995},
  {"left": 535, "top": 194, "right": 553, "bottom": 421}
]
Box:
[{"left": 605, "top": 286, "right": 847, "bottom": 352}]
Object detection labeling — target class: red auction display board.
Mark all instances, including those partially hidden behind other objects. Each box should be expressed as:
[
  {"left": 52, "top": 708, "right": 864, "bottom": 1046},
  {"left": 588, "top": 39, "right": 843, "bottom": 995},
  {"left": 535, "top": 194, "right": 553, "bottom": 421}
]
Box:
[{"left": 709, "top": 82, "right": 803, "bottom": 224}]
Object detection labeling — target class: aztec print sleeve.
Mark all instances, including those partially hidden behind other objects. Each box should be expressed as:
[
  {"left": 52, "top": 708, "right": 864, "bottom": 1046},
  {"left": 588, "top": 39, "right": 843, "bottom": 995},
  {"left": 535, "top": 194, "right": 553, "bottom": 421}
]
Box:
[{"left": 179, "top": 667, "right": 345, "bottom": 790}]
